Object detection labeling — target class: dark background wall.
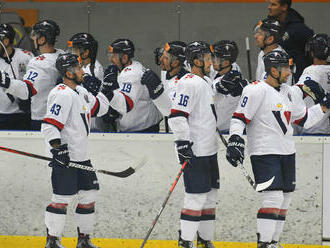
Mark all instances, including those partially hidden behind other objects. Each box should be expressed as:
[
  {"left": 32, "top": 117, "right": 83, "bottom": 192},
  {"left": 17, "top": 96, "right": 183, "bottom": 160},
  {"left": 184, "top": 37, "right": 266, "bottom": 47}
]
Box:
[{"left": 1, "top": 1, "right": 329, "bottom": 78}]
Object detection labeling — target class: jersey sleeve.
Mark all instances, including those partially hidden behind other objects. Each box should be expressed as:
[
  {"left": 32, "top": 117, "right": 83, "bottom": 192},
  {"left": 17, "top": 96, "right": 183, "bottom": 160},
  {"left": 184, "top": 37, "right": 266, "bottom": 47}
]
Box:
[
  {"left": 41, "top": 91, "right": 73, "bottom": 144},
  {"left": 5, "top": 78, "right": 36, "bottom": 100}
]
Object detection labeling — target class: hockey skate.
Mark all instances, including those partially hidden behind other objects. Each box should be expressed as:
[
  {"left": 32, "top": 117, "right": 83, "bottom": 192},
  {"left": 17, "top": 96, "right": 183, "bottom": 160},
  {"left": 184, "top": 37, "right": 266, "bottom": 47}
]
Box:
[
  {"left": 178, "top": 231, "right": 196, "bottom": 248},
  {"left": 76, "top": 228, "right": 99, "bottom": 248},
  {"left": 271, "top": 241, "right": 284, "bottom": 248},
  {"left": 196, "top": 232, "right": 215, "bottom": 248},
  {"left": 45, "top": 236, "right": 66, "bottom": 248},
  {"left": 257, "top": 241, "right": 278, "bottom": 248}
]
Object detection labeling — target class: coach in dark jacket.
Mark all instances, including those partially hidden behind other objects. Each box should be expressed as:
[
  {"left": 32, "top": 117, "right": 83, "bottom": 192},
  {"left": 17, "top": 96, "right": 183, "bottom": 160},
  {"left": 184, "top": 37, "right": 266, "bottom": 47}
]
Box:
[{"left": 268, "top": 0, "right": 314, "bottom": 82}]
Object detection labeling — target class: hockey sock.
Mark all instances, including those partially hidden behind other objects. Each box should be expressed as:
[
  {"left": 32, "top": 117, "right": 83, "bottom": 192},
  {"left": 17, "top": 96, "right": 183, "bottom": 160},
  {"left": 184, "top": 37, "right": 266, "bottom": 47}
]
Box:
[
  {"left": 180, "top": 192, "right": 208, "bottom": 241},
  {"left": 45, "top": 202, "right": 68, "bottom": 237},
  {"left": 198, "top": 189, "right": 217, "bottom": 241},
  {"left": 75, "top": 202, "right": 95, "bottom": 235},
  {"left": 257, "top": 191, "right": 283, "bottom": 242},
  {"left": 273, "top": 192, "right": 292, "bottom": 241}
]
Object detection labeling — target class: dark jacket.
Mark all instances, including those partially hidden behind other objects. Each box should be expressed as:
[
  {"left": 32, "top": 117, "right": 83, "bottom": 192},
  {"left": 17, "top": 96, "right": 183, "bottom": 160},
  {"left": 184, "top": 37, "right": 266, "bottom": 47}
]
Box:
[{"left": 279, "top": 8, "right": 314, "bottom": 82}]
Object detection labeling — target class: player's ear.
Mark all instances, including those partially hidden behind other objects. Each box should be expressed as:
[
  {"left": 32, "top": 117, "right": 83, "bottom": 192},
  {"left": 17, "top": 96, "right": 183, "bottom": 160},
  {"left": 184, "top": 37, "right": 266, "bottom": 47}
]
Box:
[
  {"left": 193, "top": 58, "right": 202, "bottom": 67},
  {"left": 171, "top": 59, "right": 180, "bottom": 68},
  {"left": 122, "top": 54, "right": 129, "bottom": 64},
  {"left": 3, "top": 38, "right": 10, "bottom": 46},
  {"left": 223, "top": 60, "right": 230, "bottom": 67},
  {"left": 270, "top": 66, "right": 278, "bottom": 76},
  {"left": 37, "top": 35, "right": 46, "bottom": 45}
]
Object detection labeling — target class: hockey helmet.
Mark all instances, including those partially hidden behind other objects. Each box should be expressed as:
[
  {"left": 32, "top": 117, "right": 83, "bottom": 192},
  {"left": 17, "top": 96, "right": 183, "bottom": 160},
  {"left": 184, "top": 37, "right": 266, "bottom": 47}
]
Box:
[
  {"left": 255, "top": 17, "right": 283, "bottom": 43},
  {"left": 212, "top": 40, "right": 239, "bottom": 63},
  {"left": 68, "top": 32, "right": 98, "bottom": 60},
  {"left": 185, "top": 41, "right": 211, "bottom": 66},
  {"left": 163, "top": 41, "right": 187, "bottom": 63},
  {"left": 0, "top": 23, "right": 15, "bottom": 44},
  {"left": 108, "top": 38, "right": 135, "bottom": 58},
  {"left": 305, "top": 33, "right": 330, "bottom": 60},
  {"left": 56, "top": 53, "right": 82, "bottom": 77},
  {"left": 264, "top": 50, "right": 290, "bottom": 74},
  {"left": 32, "top": 19, "right": 60, "bottom": 45}
]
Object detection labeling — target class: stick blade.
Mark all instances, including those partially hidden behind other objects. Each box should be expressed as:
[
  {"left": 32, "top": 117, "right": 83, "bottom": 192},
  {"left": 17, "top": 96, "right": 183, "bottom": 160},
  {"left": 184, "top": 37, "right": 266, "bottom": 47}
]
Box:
[{"left": 255, "top": 176, "right": 275, "bottom": 192}]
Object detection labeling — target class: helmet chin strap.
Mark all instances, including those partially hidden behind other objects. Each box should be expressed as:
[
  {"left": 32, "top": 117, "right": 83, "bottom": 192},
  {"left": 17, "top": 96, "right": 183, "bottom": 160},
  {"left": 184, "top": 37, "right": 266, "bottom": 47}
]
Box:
[
  {"left": 270, "top": 67, "right": 282, "bottom": 85},
  {"left": 65, "top": 71, "right": 81, "bottom": 85}
]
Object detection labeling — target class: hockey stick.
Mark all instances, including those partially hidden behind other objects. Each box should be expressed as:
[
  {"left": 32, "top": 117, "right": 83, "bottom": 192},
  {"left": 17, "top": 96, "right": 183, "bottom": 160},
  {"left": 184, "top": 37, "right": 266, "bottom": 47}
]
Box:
[
  {"left": 245, "top": 37, "right": 252, "bottom": 81},
  {"left": 0, "top": 145, "right": 147, "bottom": 178},
  {"left": 140, "top": 161, "right": 188, "bottom": 248},
  {"left": 216, "top": 129, "right": 274, "bottom": 192}
]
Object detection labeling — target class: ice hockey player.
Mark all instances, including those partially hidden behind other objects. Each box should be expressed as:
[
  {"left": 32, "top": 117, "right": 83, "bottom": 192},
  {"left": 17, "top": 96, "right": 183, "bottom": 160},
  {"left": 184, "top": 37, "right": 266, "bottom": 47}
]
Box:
[
  {"left": 0, "top": 23, "right": 33, "bottom": 130},
  {"left": 254, "top": 17, "right": 293, "bottom": 85},
  {"left": 67, "top": 32, "right": 105, "bottom": 131},
  {"left": 295, "top": 33, "right": 330, "bottom": 134},
  {"left": 41, "top": 52, "right": 126, "bottom": 248},
  {"left": 141, "top": 41, "right": 188, "bottom": 116},
  {"left": 226, "top": 50, "right": 330, "bottom": 248},
  {"left": 210, "top": 40, "right": 248, "bottom": 133},
  {"left": 105, "top": 38, "right": 162, "bottom": 132},
  {"left": 168, "top": 41, "right": 219, "bottom": 248}
]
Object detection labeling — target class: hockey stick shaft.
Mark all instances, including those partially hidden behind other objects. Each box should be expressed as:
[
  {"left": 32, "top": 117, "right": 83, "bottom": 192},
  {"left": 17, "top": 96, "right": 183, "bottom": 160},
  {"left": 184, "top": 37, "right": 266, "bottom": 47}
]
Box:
[
  {"left": 245, "top": 37, "right": 252, "bottom": 81},
  {"left": 140, "top": 161, "right": 187, "bottom": 248},
  {"left": 0, "top": 145, "right": 141, "bottom": 178}
]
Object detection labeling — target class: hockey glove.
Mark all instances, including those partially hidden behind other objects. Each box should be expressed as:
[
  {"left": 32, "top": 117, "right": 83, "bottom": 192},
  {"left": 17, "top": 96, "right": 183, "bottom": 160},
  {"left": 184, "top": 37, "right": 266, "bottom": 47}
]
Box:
[
  {"left": 0, "top": 70, "right": 11, "bottom": 89},
  {"left": 320, "top": 93, "right": 330, "bottom": 109},
  {"left": 175, "top": 140, "right": 194, "bottom": 165},
  {"left": 49, "top": 144, "right": 70, "bottom": 168},
  {"left": 226, "top": 134, "right": 245, "bottom": 167},
  {"left": 141, "top": 69, "right": 164, "bottom": 100},
  {"left": 302, "top": 79, "right": 325, "bottom": 104},
  {"left": 221, "top": 70, "right": 248, "bottom": 97},
  {"left": 82, "top": 74, "right": 102, "bottom": 96},
  {"left": 101, "top": 65, "right": 120, "bottom": 102}
]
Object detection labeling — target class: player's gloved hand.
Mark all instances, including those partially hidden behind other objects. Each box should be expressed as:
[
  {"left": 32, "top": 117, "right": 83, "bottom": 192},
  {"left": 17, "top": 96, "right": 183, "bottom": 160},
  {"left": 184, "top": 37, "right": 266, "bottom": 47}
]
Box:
[
  {"left": 101, "top": 65, "right": 120, "bottom": 102},
  {"left": 49, "top": 144, "right": 70, "bottom": 168},
  {"left": 320, "top": 93, "right": 330, "bottom": 109},
  {"left": 302, "top": 79, "right": 325, "bottom": 104},
  {"left": 220, "top": 70, "right": 248, "bottom": 97},
  {"left": 82, "top": 74, "right": 102, "bottom": 96},
  {"left": 0, "top": 70, "right": 11, "bottom": 89},
  {"left": 141, "top": 69, "right": 164, "bottom": 99},
  {"left": 226, "top": 134, "right": 245, "bottom": 167},
  {"left": 175, "top": 140, "right": 194, "bottom": 165}
]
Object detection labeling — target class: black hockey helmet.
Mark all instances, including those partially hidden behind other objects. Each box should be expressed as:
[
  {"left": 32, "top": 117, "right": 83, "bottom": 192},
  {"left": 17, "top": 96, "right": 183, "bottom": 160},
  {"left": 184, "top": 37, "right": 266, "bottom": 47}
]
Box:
[
  {"left": 109, "top": 38, "right": 135, "bottom": 58},
  {"left": 0, "top": 23, "right": 15, "bottom": 44},
  {"left": 264, "top": 50, "right": 290, "bottom": 74},
  {"left": 56, "top": 53, "right": 82, "bottom": 77},
  {"left": 32, "top": 19, "right": 60, "bottom": 45},
  {"left": 185, "top": 41, "right": 211, "bottom": 66},
  {"left": 163, "top": 41, "right": 187, "bottom": 63},
  {"left": 68, "top": 33, "right": 98, "bottom": 58},
  {"left": 255, "top": 17, "right": 283, "bottom": 43},
  {"left": 153, "top": 47, "right": 164, "bottom": 65},
  {"left": 211, "top": 40, "right": 239, "bottom": 63},
  {"left": 305, "top": 33, "right": 330, "bottom": 60}
]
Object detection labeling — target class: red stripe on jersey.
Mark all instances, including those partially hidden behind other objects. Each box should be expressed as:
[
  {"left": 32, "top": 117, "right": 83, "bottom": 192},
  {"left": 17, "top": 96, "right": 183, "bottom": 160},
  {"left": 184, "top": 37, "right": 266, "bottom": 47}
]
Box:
[
  {"left": 43, "top": 118, "right": 64, "bottom": 130},
  {"left": 120, "top": 92, "right": 134, "bottom": 112},
  {"left": 201, "top": 208, "right": 215, "bottom": 215},
  {"left": 170, "top": 109, "right": 189, "bottom": 118},
  {"left": 279, "top": 209, "right": 288, "bottom": 216},
  {"left": 258, "top": 208, "right": 280, "bottom": 214},
  {"left": 24, "top": 80, "right": 37, "bottom": 96},
  {"left": 293, "top": 108, "right": 308, "bottom": 126},
  {"left": 77, "top": 202, "right": 95, "bottom": 209},
  {"left": 181, "top": 208, "right": 202, "bottom": 216},
  {"left": 91, "top": 98, "right": 100, "bottom": 117},
  {"left": 49, "top": 203, "right": 68, "bottom": 209},
  {"left": 233, "top": 112, "right": 251, "bottom": 124}
]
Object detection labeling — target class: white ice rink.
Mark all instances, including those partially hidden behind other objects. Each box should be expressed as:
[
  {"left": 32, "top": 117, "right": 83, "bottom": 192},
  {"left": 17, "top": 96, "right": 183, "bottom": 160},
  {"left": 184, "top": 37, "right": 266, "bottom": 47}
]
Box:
[{"left": 0, "top": 132, "right": 324, "bottom": 244}]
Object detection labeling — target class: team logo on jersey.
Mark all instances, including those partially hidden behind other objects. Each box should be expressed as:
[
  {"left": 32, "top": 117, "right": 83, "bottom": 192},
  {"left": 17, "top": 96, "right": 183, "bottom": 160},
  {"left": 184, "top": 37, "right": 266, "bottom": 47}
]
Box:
[
  {"left": 282, "top": 32, "right": 289, "bottom": 41},
  {"left": 277, "top": 103, "right": 283, "bottom": 109},
  {"left": 84, "top": 94, "right": 90, "bottom": 103},
  {"left": 124, "top": 67, "right": 132, "bottom": 72}
]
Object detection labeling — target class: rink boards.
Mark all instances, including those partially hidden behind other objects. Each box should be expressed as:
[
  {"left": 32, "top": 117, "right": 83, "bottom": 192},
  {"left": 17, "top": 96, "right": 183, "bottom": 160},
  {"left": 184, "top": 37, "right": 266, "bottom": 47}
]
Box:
[{"left": 0, "top": 132, "right": 330, "bottom": 246}]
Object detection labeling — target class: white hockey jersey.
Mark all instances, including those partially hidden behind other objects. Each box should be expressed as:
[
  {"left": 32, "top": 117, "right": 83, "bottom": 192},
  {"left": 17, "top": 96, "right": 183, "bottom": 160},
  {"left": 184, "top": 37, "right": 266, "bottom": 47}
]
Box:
[
  {"left": 168, "top": 73, "right": 218, "bottom": 157},
  {"left": 211, "top": 63, "right": 242, "bottom": 132},
  {"left": 41, "top": 84, "right": 109, "bottom": 161},
  {"left": 0, "top": 48, "right": 33, "bottom": 114},
  {"left": 230, "top": 81, "right": 324, "bottom": 156},
  {"left": 256, "top": 46, "right": 293, "bottom": 85},
  {"left": 296, "top": 64, "right": 330, "bottom": 134},
  {"left": 23, "top": 49, "right": 64, "bottom": 121},
  {"left": 117, "top": 60, "right": 163, "bottom": 132}
]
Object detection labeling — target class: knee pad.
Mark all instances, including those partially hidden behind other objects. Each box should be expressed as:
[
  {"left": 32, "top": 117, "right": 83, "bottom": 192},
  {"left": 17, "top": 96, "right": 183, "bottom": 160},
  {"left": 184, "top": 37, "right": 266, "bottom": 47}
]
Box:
[
  {"left": 281, "top": 192, "right": 292, "bottom": 212},
  {"left": 183, "top": 192, "right": 208, "bottom": 210},
  {"left": 203, "top": 189, "right": 218, "bottom": 209},
  {"left": 77, "top": 190, "right": 97, "bottom": 205},
  {"left": 262, "top": 190, "right": 284, "bottom": 209}
]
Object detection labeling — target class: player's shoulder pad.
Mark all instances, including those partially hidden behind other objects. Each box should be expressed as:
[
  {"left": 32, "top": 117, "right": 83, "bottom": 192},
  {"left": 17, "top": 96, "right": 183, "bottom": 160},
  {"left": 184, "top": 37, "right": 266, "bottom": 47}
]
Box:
[
  {"left": 121, "top": 60, "right": 144, "bottom": 78},
  {"left": 15, "top": 48, "right": 34, "bottom": 58},
  {"left": 242, "top": 80, "right": 267, "bottom": 95},
  {"left": 51, "top": 84, "right": 75, "bottom": 96}
]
